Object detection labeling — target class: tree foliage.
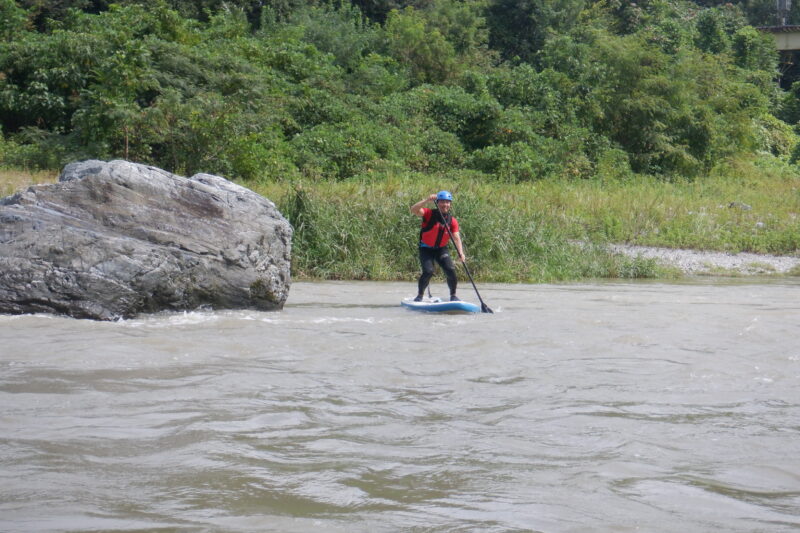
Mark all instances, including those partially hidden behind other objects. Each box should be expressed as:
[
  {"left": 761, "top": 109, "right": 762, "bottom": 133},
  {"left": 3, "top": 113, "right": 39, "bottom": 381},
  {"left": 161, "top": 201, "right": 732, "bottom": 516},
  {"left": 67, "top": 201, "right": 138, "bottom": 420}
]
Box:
[{"left": 0, "top": 0, "right": 796, "bottom": 182}]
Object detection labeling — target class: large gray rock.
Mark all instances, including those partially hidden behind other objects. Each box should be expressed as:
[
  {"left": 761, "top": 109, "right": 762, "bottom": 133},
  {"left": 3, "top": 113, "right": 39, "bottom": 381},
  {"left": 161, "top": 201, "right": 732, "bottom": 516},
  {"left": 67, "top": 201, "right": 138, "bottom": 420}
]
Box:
[{"left": 0, "top": 160, "right": 292, "bottom": 320}]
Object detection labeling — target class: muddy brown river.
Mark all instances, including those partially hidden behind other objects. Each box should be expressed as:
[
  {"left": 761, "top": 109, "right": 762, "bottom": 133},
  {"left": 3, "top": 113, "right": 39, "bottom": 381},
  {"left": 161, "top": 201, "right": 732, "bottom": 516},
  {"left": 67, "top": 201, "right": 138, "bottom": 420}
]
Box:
[{"left": 2, "top": 280, "right": 799, "bottom": 532}]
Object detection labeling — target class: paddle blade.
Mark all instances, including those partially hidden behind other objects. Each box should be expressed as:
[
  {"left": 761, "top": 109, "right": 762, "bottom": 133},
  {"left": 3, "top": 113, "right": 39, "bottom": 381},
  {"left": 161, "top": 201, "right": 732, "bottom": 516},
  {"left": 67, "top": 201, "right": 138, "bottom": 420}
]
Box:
[{"left": 481, "top": 303, "right": 493, "bottom": 314}]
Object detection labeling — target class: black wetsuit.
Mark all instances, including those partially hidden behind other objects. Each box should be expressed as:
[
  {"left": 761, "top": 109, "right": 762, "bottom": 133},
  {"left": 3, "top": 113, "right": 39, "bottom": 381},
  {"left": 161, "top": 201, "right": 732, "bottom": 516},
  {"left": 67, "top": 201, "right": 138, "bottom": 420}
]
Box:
[{"left": 418, "top": 246, "right": 458, "bottom": 297}]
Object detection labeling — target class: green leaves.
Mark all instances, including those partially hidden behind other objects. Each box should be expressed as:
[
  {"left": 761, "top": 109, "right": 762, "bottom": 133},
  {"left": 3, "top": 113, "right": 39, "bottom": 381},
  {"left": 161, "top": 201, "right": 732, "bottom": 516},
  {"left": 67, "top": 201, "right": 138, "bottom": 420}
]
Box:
[
  {"left": 385, "top": 7, "right": 458, "bottom": 85},
  {"left": 0, "top": 0, "right": 28, "bottom": 42},
  {"left": 0, "top": 0, "right": 795, "bottom": 185}
]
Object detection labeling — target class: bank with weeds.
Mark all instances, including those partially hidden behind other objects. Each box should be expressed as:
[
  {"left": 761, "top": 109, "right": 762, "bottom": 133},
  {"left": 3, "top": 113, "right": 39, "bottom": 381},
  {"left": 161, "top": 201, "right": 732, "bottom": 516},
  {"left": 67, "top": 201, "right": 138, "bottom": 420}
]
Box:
[
  {"left": 251, "top": 156, "right": 800, "bottom": 283},
  {"left": 4, "top": 154, "right": 800, "bottom": 283}
]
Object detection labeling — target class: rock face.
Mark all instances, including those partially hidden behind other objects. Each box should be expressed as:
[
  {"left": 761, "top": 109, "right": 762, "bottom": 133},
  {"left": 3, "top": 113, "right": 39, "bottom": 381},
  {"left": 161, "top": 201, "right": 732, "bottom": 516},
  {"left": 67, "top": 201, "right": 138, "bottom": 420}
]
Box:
[{"left": 0, "top": 160, "right": 292, "bottom": 320}]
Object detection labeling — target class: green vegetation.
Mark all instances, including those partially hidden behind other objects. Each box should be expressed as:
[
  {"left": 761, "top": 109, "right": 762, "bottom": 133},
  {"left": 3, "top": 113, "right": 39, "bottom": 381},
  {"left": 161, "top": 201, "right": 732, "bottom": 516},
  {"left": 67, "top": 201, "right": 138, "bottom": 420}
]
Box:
[
  {"left": 1, "top": 0, "right": 794, "bottom": 179},
  {"left": 253, "top": 163, "right": 800, "bottom": 281},
  {"left": 5, "top": 161, "right": 800, "bottom": 282},
  {"left": 2, "top": 0, "right": 800, "bottom": 282},
  {"left": 294, "top": 188, "right": 666, "bottom": 282}
]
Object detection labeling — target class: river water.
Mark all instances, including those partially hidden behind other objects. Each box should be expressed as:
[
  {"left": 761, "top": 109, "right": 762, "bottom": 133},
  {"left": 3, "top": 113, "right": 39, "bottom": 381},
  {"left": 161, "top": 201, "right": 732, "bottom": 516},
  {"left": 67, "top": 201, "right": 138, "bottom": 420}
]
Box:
[{"left": 1, "top": 280, "right": 799, "bottom": 532}]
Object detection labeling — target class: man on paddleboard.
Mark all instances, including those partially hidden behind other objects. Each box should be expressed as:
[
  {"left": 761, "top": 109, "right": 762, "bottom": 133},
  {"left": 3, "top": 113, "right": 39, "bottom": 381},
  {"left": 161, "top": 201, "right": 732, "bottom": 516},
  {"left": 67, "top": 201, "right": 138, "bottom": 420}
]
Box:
[{"left": 409, "top": 190, "right": 466, "bottom": 302}]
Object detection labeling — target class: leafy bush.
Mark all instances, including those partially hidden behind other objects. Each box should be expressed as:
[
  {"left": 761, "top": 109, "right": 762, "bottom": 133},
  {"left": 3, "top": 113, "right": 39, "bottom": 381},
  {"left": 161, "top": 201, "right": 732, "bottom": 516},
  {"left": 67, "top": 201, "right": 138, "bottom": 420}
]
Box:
[
  {"left": 732, "top": 26, "right": 777, "bottom": 71},
  {"left": 423, "top": 85, "right": 501, "bottom": 149},
  {"left": 595, "top": 148, "right": 634, "bottom": 182},
  {"left": 348, "top": 53, "right": 408, "bottom": 97},
  {"left": 291, "top": 2, "right": 383, "bottom": 72},
  {"left": 469, "top": 141, "right": 557, "bottom": 182},
  {"left": 0, "top": 0, "right": 28, "bottom": 41},
  {"left": 384, "top": 7, "right": 458, "bottom": 85},
  {"left": 291, "top": 122, "right": 386, "bottom": 180}
]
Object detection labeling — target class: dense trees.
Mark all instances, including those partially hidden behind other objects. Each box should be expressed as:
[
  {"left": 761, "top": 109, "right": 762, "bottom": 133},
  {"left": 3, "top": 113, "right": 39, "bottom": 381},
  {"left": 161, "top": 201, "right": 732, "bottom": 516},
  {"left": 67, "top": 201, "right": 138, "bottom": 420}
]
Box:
[{"left": 0, "top": 0, "right": 797, "bottom": 182}]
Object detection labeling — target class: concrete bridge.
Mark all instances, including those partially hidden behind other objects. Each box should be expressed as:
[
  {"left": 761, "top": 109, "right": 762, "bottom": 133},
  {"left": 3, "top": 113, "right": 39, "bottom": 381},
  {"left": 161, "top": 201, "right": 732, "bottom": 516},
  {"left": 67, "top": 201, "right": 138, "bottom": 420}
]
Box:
[{"left": 759, "top": 25, "right": 800, "bottom": 50}]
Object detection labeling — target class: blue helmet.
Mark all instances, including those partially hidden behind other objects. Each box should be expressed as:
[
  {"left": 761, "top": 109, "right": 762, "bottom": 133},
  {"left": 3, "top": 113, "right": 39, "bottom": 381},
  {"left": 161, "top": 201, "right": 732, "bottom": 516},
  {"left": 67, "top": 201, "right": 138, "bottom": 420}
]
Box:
[{"left": 436, "top": 190, "right": 453, "bottom": 201}]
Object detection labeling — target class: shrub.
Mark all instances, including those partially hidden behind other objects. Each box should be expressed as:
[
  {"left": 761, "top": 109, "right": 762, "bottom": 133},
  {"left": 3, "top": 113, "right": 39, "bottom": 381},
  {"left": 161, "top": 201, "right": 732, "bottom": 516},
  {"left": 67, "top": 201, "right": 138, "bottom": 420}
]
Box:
[
  {"left": 407, "top": 128, "right": 466, "bottom": 172},
  {"left": 384, "top": 7, "right": 459, "bottom": 85},
  {"left": 469, "top": 141, "right": 557, "bottom": 182},
  {"left": 291, "top": 122, "right": 397, "bottom": 180},
  {"left": 348, "top": 53, "right": 409, "bottom": 97},
  {"left": 595, "top": 148, "right": 634, "bottom": 181},
  {"left": 424, "top": 85, "right": 501, "bottom": 149}
]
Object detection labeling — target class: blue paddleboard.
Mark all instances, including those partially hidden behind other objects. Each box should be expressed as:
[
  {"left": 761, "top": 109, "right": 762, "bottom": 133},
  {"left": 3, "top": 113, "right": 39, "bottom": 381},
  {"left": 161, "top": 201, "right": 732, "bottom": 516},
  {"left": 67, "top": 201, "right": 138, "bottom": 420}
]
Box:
[{"left": 401, "top": 297, "right": 480, "bottom": 314}]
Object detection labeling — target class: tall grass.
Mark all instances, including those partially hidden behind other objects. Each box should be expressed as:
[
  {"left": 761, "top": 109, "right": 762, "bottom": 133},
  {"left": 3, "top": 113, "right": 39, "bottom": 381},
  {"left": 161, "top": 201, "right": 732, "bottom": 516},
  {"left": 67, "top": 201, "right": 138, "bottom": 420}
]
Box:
[
  {"left": 253, "top": 157, "right": 800, "bottom": 282},
  {"left": 536, "top": 157, "right": 800, "bottom": 254},
  {"left": 255, "top": 174, "right": 662, "bottom": 282},
  {"left": 4, "top": 156, "right": 799, "bottom": 282},
  {"left": 0, "top": 168, "right": 58, "bottom": 197}
]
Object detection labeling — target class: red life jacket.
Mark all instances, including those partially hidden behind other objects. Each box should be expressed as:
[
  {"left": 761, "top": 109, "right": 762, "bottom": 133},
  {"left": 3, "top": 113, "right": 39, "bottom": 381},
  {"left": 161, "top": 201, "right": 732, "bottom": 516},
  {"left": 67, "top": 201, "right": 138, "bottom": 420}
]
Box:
[{"left": 419, "top": 208, "right": 458, "bottom": 248}]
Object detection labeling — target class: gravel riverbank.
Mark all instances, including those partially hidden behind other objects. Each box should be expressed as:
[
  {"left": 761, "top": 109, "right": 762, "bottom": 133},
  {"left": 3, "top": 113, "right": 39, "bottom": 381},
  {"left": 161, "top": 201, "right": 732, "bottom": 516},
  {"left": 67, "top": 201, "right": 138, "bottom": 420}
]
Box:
[{"left": 610, "top": 244, "right": 800, "bottom": 276}]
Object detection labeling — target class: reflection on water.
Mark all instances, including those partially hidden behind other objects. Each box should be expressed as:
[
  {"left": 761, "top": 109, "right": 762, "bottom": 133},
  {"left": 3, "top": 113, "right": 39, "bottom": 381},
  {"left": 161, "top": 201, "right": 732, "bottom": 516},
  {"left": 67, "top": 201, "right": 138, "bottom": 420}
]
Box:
[{"left": 1, "top": 280, "right": 799, "bottom": 532}]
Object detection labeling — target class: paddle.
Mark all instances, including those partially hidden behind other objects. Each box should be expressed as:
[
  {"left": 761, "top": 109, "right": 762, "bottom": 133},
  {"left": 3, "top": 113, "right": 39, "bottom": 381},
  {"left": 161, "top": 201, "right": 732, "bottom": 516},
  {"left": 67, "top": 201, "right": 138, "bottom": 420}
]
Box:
[{"left": 434, "top": 199, "right": 493, "bottom": 314}]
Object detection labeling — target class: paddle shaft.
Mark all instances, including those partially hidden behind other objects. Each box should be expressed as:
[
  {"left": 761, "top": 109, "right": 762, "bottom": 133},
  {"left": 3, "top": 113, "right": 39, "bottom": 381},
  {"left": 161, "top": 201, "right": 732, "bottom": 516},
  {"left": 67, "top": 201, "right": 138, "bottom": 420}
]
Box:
[{"left": 434, "top": 200, "right": 493, "bottom": 313}]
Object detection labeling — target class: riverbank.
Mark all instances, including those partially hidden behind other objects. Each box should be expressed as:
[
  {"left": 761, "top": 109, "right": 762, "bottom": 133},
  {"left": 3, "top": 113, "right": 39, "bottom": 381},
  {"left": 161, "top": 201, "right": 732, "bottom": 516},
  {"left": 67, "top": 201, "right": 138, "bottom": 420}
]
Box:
[
  {"left": 252, "top": 165, "right": 800, "bottom": 281},
  {"left": 4, "top": 162, "right": 800, "bottom": 281},
  {"left": 609, "top": 244, "right": 800, "bottom": 276}
]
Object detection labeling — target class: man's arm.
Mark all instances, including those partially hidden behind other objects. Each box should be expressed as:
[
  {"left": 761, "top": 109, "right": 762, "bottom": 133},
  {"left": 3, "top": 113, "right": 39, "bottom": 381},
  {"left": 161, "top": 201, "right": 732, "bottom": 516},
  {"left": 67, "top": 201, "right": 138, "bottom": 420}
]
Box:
[
  {"left": 452, "top": 231, "right": 466, "bottom": 262},
  {"left": 410, "top": 194, "right": 437, "bottom": 216}
]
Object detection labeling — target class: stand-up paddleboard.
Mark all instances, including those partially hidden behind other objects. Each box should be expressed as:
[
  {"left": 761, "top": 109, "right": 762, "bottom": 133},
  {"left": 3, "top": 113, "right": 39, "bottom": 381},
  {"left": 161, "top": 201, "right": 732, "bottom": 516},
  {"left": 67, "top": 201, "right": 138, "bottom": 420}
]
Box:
[{"left": 401, "top": 297, "right": 480, "bottom": 314}]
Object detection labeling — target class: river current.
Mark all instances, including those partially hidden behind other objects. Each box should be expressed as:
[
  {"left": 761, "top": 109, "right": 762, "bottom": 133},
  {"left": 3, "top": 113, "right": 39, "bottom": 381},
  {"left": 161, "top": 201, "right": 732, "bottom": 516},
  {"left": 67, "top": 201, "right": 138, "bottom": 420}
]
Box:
[{"left": 1, "top": 280, "right": 799, "bottom": 532}]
